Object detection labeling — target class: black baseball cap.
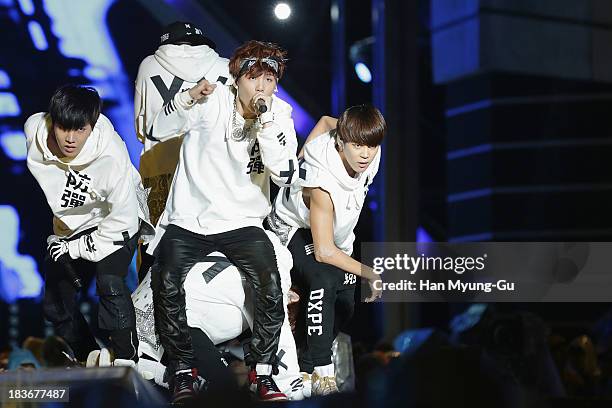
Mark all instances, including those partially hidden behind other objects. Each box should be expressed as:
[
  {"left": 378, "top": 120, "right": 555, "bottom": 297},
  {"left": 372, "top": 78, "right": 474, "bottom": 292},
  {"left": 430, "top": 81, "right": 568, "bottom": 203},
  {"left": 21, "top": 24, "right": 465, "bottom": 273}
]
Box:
[{"left": 160, "top": 21, "right": 216, "bottom": 49}]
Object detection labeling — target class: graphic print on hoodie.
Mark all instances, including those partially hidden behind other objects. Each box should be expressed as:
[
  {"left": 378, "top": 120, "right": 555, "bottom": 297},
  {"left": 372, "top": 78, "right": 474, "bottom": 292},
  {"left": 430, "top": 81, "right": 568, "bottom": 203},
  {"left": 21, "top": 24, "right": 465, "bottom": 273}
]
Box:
[
  {"left": 134, "top": 44, "right": 231, "bottom": 225},
  {"left": 24, "top": 113, "right": 154, "bottom": 262}
]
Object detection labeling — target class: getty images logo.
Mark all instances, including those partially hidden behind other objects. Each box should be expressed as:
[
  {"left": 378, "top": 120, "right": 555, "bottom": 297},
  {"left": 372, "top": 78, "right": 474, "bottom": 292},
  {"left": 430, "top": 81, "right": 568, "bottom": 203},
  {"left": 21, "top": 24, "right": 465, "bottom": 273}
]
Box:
[{"left": 372, "top": 253, "right": 488, "bottom": 275}]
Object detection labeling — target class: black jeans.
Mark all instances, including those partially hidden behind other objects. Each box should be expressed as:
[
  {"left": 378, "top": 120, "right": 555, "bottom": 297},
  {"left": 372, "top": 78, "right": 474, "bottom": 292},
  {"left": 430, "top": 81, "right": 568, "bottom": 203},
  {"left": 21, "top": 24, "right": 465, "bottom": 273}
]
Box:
[
  {"left": 151, "top": 224, "right": 284, "bottom": 371},
  {"left": 43, "top": 228, "right": 139, "bottom": 361},
  {"left": 288, "top": 229, "right": 356, "bottom": 372}
]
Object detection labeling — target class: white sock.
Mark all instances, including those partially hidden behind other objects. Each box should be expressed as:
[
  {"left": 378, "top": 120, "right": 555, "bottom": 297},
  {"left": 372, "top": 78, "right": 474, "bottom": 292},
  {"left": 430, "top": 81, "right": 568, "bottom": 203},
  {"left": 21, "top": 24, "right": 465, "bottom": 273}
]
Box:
[
  {"left": 256, "top": 363, "right": 272, "bottom": 375},
  {"left": 314, "top": 363, "right": 335, "bottom": 378}
]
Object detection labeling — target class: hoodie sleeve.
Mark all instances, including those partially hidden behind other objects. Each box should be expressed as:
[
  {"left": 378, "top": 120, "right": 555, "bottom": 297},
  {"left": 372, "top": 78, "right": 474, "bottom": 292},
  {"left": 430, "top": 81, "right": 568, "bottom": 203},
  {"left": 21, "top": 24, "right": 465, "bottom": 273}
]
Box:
[
  {"left": 135, "top": 68, "right": 184, "bottom": 145},
  {"left": 257, "top": 99, "right": 300, "bottom": 188},
  {"left": 149, "top": 90, "right": 205, "bottom": 142},
  {"left": 134, "top": 77, "right": 147, "bottom": 144},
  {"left": 67, "top": 152, "right": 139, "bottom": 262},
  {"left": 24, "top": 113, "right": 45, "bottom": 150}
]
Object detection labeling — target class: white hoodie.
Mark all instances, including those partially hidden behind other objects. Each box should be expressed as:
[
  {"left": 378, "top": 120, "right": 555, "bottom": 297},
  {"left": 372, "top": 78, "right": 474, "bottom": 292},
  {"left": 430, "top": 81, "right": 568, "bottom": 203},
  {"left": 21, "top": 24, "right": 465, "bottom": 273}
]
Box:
[
  {"left": 146, "top": 82, "right": 300, "bottom": 245},
  {"left": 134, "top": 44, "right": 232, "bottom": 150},
  {"left": 269, "top": 132, "right": 380, "bottom": 255},
  {"left": 134, "top": 44, "right": 231, "bottom": 225},
  {"left": 25, "top": 113, "right": 154, "bottom": 262}
]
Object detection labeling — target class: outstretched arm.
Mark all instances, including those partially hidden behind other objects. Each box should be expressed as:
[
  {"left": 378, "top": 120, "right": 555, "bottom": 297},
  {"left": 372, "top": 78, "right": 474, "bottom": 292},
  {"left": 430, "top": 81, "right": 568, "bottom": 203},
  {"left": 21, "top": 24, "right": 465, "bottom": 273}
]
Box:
[
  {"left": 148, "top": 79, "right": 217, "bottom": 142},
  {"left": 298, "top": 116, "right": 338, "bottom": 159},
  {"left": 308, "top": 187, "right": 381, "bottom": 302}
]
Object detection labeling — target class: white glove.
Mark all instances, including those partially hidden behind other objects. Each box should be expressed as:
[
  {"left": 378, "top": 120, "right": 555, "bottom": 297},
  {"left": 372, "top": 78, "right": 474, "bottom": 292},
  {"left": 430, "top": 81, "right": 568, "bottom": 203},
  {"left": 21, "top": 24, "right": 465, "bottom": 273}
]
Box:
[{"left": 47, "top": 235, "right": 70, "bottom": 262}]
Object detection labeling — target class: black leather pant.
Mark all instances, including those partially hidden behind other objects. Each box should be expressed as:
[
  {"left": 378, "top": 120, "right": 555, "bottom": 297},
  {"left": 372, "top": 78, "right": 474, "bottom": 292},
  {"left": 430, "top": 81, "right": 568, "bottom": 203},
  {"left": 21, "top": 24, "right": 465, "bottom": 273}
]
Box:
[{"left": 151, "top": 224, "right": 284, "bottom": 371}]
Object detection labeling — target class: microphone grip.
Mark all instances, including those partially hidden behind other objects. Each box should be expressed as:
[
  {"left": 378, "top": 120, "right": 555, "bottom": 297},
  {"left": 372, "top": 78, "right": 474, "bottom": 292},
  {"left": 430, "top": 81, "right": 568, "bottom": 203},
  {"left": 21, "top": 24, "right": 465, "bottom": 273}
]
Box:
[
  {"left": 47, "top": 236, "right": 83, "bottom": 290},
  {"left": 255, "top": 98, "right": 267, "bottom": 114}
]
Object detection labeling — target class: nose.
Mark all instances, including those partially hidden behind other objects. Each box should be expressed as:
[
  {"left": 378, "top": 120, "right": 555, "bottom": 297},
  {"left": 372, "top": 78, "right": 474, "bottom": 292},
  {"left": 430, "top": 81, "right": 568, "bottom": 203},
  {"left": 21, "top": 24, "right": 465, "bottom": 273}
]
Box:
[
  {"left": 360, "top": 147, "right": 370, "bottom": 159},
  {"left": 255, "top": 76, "right": 265, "bottom": 92},
  {"left": 66, "top": 131, "right": 76, "bottom": 143}
]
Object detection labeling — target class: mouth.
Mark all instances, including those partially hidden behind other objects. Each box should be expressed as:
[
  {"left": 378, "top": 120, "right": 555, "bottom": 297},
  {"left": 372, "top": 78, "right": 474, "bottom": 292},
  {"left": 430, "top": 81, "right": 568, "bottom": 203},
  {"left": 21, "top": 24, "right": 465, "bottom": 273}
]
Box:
[{"left": 63, "top": 146, "right": 76, "bottom": 154}]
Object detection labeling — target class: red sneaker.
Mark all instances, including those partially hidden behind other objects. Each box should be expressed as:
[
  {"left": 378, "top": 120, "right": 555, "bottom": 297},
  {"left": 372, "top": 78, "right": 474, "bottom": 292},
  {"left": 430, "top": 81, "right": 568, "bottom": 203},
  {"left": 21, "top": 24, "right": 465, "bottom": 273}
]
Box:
[
  {"left": 248, "top": 368, "right": 288, "bottom": 402},
  {"left": 171, "top": 368, "right": 201, "bottom": 404}
]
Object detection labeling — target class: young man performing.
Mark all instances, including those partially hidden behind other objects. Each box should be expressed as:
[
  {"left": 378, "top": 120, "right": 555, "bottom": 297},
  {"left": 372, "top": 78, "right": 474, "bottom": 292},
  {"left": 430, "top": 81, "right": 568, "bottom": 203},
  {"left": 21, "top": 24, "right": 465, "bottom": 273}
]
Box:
[
  {"left": 148, "top": 40, "right": 300, "bottom": 402},
  {"left": 134, "top": 21, "right": 230, "bottom": 281},
  {"left": 134, "top": 21, "right": 230, "bottom": 228},
  {"left": 267, "top": 105, "right": 385, "bottom": 395},
  {"left": 24, "top": 85, "right": 153, "bottom": 365}
]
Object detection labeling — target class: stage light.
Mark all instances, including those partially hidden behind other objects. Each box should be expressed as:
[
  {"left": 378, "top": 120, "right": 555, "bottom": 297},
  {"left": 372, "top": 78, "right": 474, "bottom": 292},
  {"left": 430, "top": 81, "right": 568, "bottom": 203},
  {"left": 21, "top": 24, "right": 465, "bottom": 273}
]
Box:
[
  {"left": 0, "top": 70, "right": 10, "bottom": 89},
  {"left": 1, "top": 131, "right": 27, "bottom": 160},
  {"left": 349, "top": 37, "right": 374, "bottom": 84},
  {"left": 355, "top": 62, "right": 371, "bottom": 83},
  {"left": 274, "top": 3, "right": 291, "bottom": 20},
  {"left": 0, "top": 92, "right": 20, "bottom": 117},
  {"left": 17, "top": 0, "right": 34, "bottom": 16},
  {"left": 417, "top": 226, "right": 433, "bottom": 243},
  {"left": 28, "top": 20, "right": 48, "bottom": 50}
]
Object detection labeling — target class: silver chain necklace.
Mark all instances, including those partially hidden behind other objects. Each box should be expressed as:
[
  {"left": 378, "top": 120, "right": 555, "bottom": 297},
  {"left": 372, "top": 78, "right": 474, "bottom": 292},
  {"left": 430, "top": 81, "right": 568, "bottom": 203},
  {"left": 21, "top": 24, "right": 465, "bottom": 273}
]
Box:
[{"left": 231, "top": 97, "right": 256, "bottom": 141}]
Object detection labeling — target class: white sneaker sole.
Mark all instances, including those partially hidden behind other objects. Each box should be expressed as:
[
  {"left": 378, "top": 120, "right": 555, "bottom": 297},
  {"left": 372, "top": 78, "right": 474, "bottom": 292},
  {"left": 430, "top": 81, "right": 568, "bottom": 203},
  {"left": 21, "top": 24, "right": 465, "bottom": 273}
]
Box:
[
  {"left": 99, "top": 348, "right": 112, "bottom": 367},
  {"left": 85, "top": 350, "right": 100, "bottom": 368}
]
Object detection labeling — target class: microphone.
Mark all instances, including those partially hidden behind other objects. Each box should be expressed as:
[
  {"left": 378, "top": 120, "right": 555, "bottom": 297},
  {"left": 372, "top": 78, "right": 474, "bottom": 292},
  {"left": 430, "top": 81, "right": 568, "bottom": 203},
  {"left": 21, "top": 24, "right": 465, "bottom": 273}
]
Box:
[
  {"left": 255, "top": 98, "right": 267, "bottom": 114},
  {"left": 47, "top": 236, "right": 83, "bottom": 290}
]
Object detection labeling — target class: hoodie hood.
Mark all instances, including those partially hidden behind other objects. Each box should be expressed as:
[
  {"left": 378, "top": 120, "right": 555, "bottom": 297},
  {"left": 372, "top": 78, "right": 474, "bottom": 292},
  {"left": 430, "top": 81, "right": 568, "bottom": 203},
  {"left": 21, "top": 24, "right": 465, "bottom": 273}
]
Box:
[
  {"left": 305, "top": 132, "right": 361, "bottom": 190},
  {"left": 154, "top": 44, "right": 232, "bottom": 84},
  {"left": 32, "top": 112, "right": 113, "bottom": 167},
  {"left": 304, "top": 132, "right": 380, "bottom": 211},
  {"left": 28, "top": 112, "right": 116, "bottom": 202}
]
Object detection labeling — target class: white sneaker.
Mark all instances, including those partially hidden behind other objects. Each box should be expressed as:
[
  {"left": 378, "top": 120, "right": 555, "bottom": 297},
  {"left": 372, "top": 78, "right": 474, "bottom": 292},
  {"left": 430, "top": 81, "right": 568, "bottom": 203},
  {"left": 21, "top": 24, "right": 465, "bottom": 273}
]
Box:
[
  {"left": 311, "top": 372, "right": 339, "bottom": 396},
  {"left": 300, "top": 372, "right": 312, "bottom": 398},
  {"left": 113, "top": 358, "right": 136, "bottom": 368},
  {"left": 86, "top": 348, "right": 137, "bottom": 369},
  {"left": 98, "top": 348, "right": 112, "bottom": 367},
  {"left": 136, "top": 358, "right": 168, "bottom": 388},
  {"left": 85, "top": 350, "right": 100, "bottom": 368}
]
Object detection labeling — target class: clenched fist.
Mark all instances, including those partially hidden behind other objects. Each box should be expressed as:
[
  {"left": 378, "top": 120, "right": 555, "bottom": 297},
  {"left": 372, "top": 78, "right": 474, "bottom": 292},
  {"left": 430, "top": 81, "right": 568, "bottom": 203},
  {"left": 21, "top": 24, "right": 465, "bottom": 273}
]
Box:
[{"left": 188, "top": 78, "right": 217, "bottom": 101}]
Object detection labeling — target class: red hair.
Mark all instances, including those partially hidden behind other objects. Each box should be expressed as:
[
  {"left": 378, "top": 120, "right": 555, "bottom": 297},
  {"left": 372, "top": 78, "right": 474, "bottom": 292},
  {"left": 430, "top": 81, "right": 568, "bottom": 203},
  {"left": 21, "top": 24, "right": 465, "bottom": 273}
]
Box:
[{"left": 229, "top": 40, "right": 288, "bottom": 80}]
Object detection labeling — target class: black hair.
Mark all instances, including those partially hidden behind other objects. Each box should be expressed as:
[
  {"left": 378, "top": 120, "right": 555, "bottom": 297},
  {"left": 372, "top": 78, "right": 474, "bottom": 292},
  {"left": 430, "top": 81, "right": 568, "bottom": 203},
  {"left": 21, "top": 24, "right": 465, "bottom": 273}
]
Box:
[{"left": 48, "top": 84, "right": 101, "bottom": 130}]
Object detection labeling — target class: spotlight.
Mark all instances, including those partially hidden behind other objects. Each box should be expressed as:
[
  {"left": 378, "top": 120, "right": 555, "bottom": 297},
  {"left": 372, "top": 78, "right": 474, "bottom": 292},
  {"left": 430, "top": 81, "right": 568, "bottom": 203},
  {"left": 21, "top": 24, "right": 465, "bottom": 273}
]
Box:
[
  {"left": 349, "top": 37, "right": 374, "bottom": 83},
  {"left": 354, "top": 62, "right": 371, "bottom": 83},
  {"left": 274, "top": 3, "right": 291, "bottom": 20}
]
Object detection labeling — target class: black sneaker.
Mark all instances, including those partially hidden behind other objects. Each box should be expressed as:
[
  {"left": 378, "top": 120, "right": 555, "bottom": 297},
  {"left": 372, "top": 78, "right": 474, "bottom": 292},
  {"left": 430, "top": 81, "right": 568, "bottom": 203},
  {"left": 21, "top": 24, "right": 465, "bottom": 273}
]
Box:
[
  {"left": 171, "top": 368, "right": 200, "bottom": 404},
  {"left": 41, "top": 336, "right": 80, "bottom": 367}
]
